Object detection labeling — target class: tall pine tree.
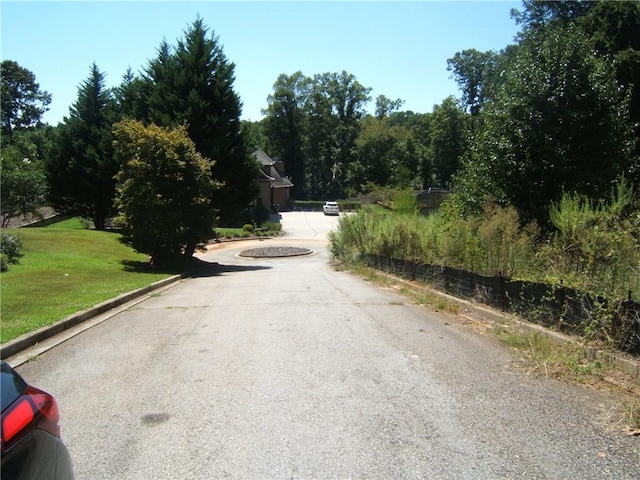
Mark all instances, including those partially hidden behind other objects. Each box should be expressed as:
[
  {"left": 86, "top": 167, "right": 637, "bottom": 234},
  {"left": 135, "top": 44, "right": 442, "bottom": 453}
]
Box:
[
  {"left": 142, "top": 19, "right": 258, "bottom": 224},
  {"left": 47, "top": 63, "right": 118, "bottom": 229}
]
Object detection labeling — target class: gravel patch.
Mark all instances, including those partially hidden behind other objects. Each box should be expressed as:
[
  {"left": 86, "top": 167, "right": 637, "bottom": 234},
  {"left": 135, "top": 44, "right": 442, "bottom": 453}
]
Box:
[{"left": 238, "top": 246, "right": 313, "bottom": 258}]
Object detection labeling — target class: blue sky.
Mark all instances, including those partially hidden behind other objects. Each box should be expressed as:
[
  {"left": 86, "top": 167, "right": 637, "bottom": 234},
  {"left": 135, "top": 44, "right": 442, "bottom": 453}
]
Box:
[{"left": 2, "top": 1, "right": 522, "bottom": 126}]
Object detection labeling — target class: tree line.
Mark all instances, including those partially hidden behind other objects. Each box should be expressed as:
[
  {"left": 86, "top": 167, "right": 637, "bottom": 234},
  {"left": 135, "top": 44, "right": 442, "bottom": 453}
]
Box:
[
  {"left": 2, "top": 18, "right": 256, "bottom": 263},
  {"left": 2, "top": 2, "right": 639, "bottom": 264},
  {"left": 254, "top": 71, "right": 467, "bottom": 202},
  {"left": 255, "top": 0, "right": 639, "bottom": 228},
  {"left": 447, "top": 0, "right": 640, "bottom": 226}
]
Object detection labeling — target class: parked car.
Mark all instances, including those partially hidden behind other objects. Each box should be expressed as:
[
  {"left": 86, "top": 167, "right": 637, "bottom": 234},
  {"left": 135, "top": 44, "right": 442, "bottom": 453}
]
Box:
[
  {"left": 323, "top": 201, "right": 340, "bottom": 216},
  {"left": 1, "top": 360, "right": 74, "bottom": 479}
]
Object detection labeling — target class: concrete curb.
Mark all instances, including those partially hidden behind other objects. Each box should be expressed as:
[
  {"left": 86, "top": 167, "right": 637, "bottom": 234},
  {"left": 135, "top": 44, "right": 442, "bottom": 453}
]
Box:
[
  {"left": 1, "top": 275, "right": 182, "bottom": 360},
  {"left": 384, "top": 273, "right": 640, "bottom": 381}
]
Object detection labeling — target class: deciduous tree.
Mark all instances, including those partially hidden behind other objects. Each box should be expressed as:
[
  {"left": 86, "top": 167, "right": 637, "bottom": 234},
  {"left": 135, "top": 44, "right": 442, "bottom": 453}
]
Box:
[
  {"left": 263, "top": 72, "right": 311, "bottom": 199},
  {"left": 427, "top": 97, "right": 469, "bottom": 187},
  {"left": 0, "top": 129, "right": 50, "bottom": 226},
  {"left": 309, "top": 71, "right": 371, "bottom": 198},
  {"left": 113, "top": 120, "right": 218, "bottom": 264},
  {"left": 447, "top": 49, "right": 499, "bottom": 116},
  {"left": 455, "top": 24, "right": 634, "bottom": 225},
  {"left": 374, "top": 95, "right": 404, "bottom": 119},
  {"left": 1, "top": 60, "right": 51, "bottom": 140}
]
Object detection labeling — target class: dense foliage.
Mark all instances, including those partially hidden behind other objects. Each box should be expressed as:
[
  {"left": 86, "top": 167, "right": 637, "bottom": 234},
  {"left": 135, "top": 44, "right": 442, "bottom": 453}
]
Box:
[
  {"left": 0, "top": 60, "right": 51, "bottom": 140},
  {"left": 2, "top": 1, "right": 639, "bottom": 265},
  {"left": 46, "top": 64, "right": 119, "bottom": 230},
  {"left": 263, "top": 70, "right": 374, "bottom": 199},
  {"left": 113, "top": 120, "right": 218, "bottom": 265},
  {"left": 330, "top": 182, "right": 640, "bottom": 302},
  {"left": 1, "top": 62, "right": 52, "bottom": 227},
  {"left": 261, "top": 72, "right": 469, "bottom": 200},
  {"left": 1, "top": 129, "right": 50, "bottom": 227},
  {"left": 448, "top": 0, "right": 640, "bottom": 225},
  {"left": 136, "top": 18, "right": 258, "bottom": 224}
]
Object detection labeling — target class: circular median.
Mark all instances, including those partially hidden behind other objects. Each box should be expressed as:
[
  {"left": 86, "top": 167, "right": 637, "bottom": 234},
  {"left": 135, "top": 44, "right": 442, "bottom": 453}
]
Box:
[{"left": 238, "top": 246, "right": 313, "bottom": 258}]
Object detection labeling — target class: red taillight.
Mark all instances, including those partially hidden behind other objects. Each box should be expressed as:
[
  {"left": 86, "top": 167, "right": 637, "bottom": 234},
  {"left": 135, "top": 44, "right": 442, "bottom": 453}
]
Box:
[{"left": 1, "top": 386, "right": 60, "bottom": 451}]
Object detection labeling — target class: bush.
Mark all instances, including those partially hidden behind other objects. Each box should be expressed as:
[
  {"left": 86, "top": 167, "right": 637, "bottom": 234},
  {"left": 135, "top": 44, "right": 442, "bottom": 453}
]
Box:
[
  {"left": 392, "top": 190, "right": 418, "bottom": 215},
  {"left": 113, "top": 120, "right": 218, "bottom": 265},
  {"left": 0, "top": 232, "right": 24, "bottom": 272},
  {"left": 540, "top": 182, "right": 640, "bottom": 298},
  {"left": 242, "top": 224, "right": 254, "bottom": 233},
  {"left": 261, "top": 221, "right": 282, "bottom": 234},
  {"left": 329, "top": 189, "right": 640, "bottom": 354}
]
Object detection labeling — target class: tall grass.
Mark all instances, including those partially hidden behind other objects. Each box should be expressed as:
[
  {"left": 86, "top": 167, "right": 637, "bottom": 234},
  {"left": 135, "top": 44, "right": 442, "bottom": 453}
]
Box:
[
  {"left": 330, "top": 184, "right": 640, "bottom": 301},
  {"left": 541, "top": 182, "right": 640, "bottom": 297}
]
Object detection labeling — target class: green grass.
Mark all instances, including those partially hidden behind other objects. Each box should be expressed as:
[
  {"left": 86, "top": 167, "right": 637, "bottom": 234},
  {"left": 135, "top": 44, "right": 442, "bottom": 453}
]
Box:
[
  {"left": 215, "top": 227, "right": 244, "bottom": 238},
  {"left": 1, "top": 220, "right": 176, "bottom": 342},
  {"left": 215, "top": 222, "right": 281, "bottom": 239}
]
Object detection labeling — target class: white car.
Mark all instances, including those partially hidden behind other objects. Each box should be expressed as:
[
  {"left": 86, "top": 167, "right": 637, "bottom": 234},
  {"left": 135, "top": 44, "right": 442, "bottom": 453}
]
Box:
[{"left": 323, "top": 201, "right": 340, "bottom": 216}]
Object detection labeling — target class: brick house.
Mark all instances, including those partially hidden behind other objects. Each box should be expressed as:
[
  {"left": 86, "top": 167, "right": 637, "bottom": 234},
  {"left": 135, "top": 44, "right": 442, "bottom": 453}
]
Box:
[{"left": 254, "top": 149, "right": 293, "bottom": 212}]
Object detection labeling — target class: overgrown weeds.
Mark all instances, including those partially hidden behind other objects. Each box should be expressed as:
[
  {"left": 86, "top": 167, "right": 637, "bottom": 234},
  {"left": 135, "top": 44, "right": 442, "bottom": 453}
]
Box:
[
  {"left": 540, "top": 179, "right": 640, "bottom": 298},
  {"left": 329, "top": 183, "right": 640, "bottom": 352},
  {"left": 330, "top": 182, "right": 639, "bottom": 300},
  {"left": 494, "top": 324, "right": 640, "bottom": 430}
]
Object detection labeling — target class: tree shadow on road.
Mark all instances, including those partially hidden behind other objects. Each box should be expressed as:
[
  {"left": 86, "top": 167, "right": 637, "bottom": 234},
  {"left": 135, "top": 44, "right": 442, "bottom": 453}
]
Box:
[
  {"left": 185, "top": 258, "right": 272, "bottom": 278},
  {"left": 120, "top": 257, "right": 271, "bottom": 277}
]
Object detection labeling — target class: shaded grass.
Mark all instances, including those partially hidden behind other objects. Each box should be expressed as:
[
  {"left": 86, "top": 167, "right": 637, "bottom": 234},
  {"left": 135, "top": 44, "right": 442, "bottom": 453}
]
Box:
[{"left": 1, "top": 221, "right": 176, "bottom": 342}]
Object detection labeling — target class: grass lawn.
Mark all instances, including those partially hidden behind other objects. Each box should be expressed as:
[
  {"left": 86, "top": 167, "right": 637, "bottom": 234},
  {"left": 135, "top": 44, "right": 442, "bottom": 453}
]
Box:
[{"left": 1, "top": 218, "right": 176, "bottom": 343}]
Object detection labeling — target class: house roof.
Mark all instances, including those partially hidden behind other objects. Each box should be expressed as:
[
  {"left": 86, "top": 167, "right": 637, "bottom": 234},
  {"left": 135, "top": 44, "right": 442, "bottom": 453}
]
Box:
[
  {"left": 254, "top": 148, "right": 293, "bottom": 188},
  {"left": 415, "top": 187, "right": 451, "bottom": 198},
  {"left": 254, "top": 148, "right": 275, "bottom": 167}
]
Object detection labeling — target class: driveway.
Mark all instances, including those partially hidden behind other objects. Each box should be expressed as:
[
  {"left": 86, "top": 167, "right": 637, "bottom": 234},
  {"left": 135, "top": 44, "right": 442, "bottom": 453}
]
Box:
[
  {"left": 12, "top": 212, "right": 640, "bottom": 478},
  {"left": 272, "top": 210, "right": 342, "bottom": 240}
]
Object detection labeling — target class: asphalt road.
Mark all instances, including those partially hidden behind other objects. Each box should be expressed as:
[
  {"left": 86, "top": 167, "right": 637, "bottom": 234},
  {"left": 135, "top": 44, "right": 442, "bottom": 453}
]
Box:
[{"left": 13, "top": 212, "right": 640, "bottom": 479}]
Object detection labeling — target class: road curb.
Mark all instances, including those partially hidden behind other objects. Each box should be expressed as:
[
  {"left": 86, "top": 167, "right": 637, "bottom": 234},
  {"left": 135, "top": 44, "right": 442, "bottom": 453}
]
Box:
[
  {"left": 1, "top": 275, "right": 182, "bottom": 360},
  {"left": 383, "top": 273, "right": 640, "bottom": 381}
]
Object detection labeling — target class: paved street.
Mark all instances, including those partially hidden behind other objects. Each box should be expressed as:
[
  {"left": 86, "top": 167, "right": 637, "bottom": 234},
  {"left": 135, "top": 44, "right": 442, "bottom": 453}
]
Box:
[{"left": 12, "top": 212, "right": 640, "bottom": 479}]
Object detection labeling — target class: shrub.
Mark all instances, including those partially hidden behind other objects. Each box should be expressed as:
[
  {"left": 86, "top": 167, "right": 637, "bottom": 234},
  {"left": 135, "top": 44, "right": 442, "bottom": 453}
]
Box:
[
  {"left": 261, "top": 221, "right": 282, "bottom": 234},
  {"left": 113, "top": 120, "right": 218, "bottom": 265},
  {"left": 242, "top": 224, "right": 254, "bottom": 233},
  {"left": 541, "top": 181, "right": 640, "bottom": 298},
  {"left": 476, "top": 203, "right": 538, "bottom": 277},
  {"left": 0, "top": 232, "right": 24, "bottom": 272},
  {"left": 392, "top": 190, "right": 418, "bottom": 215}
]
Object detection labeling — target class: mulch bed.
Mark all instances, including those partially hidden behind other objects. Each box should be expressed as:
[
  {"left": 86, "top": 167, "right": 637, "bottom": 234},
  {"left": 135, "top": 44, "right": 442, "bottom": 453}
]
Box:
[{"left": 238, "top": 246, "right": 313, "bottom": 258}]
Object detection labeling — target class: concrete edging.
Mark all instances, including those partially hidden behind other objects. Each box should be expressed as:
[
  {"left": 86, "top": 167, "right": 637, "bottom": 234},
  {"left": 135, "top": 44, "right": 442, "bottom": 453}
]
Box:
[
  {"left": 1, "top": 275, "right": 182, "bottom": 360},
  {"left": 384, "top": 273, "right": 640, "bottom": 381}
]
